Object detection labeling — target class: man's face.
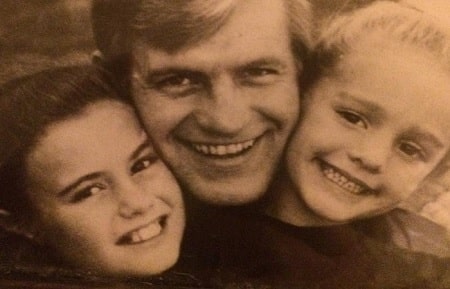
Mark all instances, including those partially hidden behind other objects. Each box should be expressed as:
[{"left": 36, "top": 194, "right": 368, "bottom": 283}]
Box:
[{"left": 131, "top": 0, "right": 300, "bottom": 205}]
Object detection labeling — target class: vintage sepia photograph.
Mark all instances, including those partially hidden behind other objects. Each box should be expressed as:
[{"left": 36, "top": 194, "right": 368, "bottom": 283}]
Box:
[{"left": 0, "top": 1, "right": 450, "bottom": 288}]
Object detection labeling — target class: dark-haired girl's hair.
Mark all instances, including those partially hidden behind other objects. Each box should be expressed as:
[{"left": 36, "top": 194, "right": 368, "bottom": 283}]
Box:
[{"left": 0, "top": 65, "right": 130, "bottom": 220}]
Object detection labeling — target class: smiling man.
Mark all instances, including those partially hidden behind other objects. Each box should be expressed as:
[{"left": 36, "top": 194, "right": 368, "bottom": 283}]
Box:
[{"left": 92, "top": 0, "right": 311, "bottom": 205}]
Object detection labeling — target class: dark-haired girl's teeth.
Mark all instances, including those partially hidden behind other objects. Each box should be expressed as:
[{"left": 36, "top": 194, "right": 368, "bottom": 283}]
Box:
[
  {"left": 132, "top": 223, "right": 161, "bottom": 243},
  {"left": 119, "top": 221, "right": 163, "bottom": 245}
]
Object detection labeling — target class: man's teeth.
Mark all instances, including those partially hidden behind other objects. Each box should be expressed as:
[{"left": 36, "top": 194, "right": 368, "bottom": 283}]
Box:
[
  {"left": 192, "top": 139, "right": 255, "bottom": 156},
  {"left": 322, "top": 166, "right": 366, "bottom": 195},
  {"left": 127, "top": 222, "right": 162, "bottom": 244}
]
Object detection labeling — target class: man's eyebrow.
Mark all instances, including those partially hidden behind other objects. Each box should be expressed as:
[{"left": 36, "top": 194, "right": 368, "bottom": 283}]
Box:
[
  {"left": 143, "top": 68, "right": 203, "bottom": 84},
  {"left": 240, "top": 58, "right": 287, "bottom": 70},
  {"left": 57, "top": 172, "right": 103, "bottom": 198}
]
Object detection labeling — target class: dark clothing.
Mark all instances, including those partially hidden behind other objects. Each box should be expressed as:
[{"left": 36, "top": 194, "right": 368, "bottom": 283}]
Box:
[
  {"left": 1, "top": 193, "right": 449, "bottom": 288},
  {"left": 178, "top": 202, "right": 450, "bottom": 289},
  {"left": 0, "top": 231, "right": 205, "bottom": 288},
  {"left": 355, "top": 208, "right": 450, "bottom": 257}
]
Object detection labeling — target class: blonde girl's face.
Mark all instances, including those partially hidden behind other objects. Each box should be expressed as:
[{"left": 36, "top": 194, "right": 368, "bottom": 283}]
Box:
[
  {"left": 286, "top": 38, "right": 450, "bottom": 223},
  {"left": 24, "top": 100, "right": 185, "bottom": 276}
]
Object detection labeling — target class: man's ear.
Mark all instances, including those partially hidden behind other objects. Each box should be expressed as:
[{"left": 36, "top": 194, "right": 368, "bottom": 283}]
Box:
[
  {"left": 0, "top": 209, "right": 35, "bottom": 240},
  {"left": 91, "top": 50, "right": 106, "bottom": 66}
]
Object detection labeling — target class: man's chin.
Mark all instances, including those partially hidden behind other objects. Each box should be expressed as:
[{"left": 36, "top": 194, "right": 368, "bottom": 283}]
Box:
[{"left": 188, "top": 182, "right": 267, "bottom": 206}]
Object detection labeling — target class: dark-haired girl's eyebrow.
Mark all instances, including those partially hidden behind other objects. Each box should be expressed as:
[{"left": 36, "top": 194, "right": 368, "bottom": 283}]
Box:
[
  {"left": 129, "top": 139, "right": 152, "bottom": 161},
  {"left": 337, "top": 91, "right": 385, "bottom": 118},
  {"left": 57, "top": 172, "right": 103, "bottom": 198}
]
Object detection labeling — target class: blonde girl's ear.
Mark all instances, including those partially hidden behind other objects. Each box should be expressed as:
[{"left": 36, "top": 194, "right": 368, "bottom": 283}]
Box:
[{"left": 0, "top": 209, "right": 35, "bottom": 240}]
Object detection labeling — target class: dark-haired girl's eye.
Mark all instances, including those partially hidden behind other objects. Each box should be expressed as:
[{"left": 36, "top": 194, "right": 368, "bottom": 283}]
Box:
[
  {"left": 131, "top": 155, "right": 159, "bottom": 174},
  {"left": 71, "top": 184, "right": 106, "bottom": 203}
]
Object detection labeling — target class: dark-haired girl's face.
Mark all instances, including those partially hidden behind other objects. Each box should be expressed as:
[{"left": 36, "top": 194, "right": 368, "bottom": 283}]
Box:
[{"left": 24, "top": 100, "right": 184, "bottom": 276}]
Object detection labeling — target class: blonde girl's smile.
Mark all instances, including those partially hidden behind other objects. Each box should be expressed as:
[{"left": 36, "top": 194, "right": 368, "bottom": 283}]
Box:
[{"left": 317, "top": 159, "right": 377, "bottom": 196}]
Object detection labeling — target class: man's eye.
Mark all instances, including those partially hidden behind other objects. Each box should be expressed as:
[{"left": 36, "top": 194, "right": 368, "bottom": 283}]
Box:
[
  {"left": 245, "top": 68, "right": 277, "bottom": 77},
  {"left": 71, "top": 184, "right": 105, "bottom": 203},
  {"left": 153, "top": 73, "right": 203, "bottom": 96},
  {"left": 159, "top": 75, "right": 191, "bottom": 87},
  {"left": 337, "top": 110, "right": 367, "bottom": 128},
  {"left": 398, "top": 141, "right": 425, "bottom": 160},
  {"left": 131, "top": 155, "right": 159, "bottom": 174},
  {"left": 241, "top": 67, "right": 279, "bottom": 85}
]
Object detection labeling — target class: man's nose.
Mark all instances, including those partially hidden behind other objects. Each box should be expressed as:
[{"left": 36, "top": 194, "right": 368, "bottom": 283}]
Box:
[
  {"left": 116, "top": 179, "right": 156, "bottom": 219},
  {"left": 193, "top": 77, "right": 251, "bottom": 136},
  {"left": 347, "top": 137, "right": 392, "bottom": 174}
]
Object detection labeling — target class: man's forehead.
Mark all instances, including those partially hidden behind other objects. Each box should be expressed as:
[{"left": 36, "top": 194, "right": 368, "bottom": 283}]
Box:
[{"left": 132, "top": 0, "right": 289, "bottom": 55}]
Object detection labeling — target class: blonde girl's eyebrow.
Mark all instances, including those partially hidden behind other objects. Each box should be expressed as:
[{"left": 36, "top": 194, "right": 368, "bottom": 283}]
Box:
[
  {"left": 57, "top": 172, "right": 103, "bottom": 198},
  {"left": 336, "top": 91, "right": 386, "bottom": 115},
  {"left": 404, "top": 128, "right": 445, "bottom": 149}
]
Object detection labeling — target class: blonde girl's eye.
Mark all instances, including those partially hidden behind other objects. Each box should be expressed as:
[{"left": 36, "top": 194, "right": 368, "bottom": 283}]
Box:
[
  {"left": 71, "top": 184, "right": 106, "bottom": 204},
  {"left": 337, "top": 110, "right": 367, "bottom": 129},
  {"left": 131, "top": 155, "right": 159, "bottom": 174},
  {"left": 398, "top": 141, "right": 425, "bottom": 161}
]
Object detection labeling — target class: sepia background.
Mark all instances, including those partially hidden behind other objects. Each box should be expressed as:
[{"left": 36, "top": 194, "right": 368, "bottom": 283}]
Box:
[
  {"left": 0, "top": 1, "right": 450, "bottom": 288},
  {"left": 0, "top": 0, "right": 378, "bottom": 83},
  {"left": 1, "top": 0, "right": 449, "bottom": 242}
]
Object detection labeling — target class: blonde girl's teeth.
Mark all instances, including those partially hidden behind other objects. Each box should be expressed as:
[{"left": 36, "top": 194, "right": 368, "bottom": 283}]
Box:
[{"left": 322, "top": 164, "right": 366, "bottom": 194}]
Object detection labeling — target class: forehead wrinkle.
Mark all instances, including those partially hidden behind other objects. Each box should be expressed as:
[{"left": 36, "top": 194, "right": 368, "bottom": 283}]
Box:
[{"left": 133, "top": 0, "right": 290, "bottom": 64}]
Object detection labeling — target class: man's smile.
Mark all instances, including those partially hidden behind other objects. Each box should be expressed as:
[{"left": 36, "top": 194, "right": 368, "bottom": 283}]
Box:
[{"left": 190, "top": 138, "right": 257, "bottom": 157}]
